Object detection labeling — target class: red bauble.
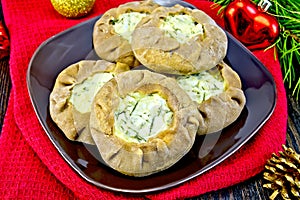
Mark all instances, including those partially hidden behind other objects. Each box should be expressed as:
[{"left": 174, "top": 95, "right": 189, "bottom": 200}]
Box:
[
  {"left": 224, "top": 0, "right": 280, "bottom": 50},
  {"left": 0, "top": 21, "right": 9, "bottom": 59}
]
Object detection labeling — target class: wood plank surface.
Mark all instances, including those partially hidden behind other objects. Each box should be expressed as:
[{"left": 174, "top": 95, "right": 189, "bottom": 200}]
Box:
[{"left": 0, "top": 57, "right": 10, "bottom": 133}]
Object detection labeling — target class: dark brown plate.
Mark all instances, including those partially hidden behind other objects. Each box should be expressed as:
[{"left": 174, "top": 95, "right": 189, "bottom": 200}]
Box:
[{"left": 26, "top": 3, "right": 276, "bottom": 194}]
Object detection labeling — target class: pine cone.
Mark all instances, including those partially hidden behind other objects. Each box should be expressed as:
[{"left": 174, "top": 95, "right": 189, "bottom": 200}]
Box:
[{"left": 263, "top": 145, "right": 300, "bottom": 200}]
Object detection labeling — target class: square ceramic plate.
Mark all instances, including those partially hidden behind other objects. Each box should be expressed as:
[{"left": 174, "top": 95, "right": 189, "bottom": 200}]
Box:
[{"left": 27, "top": 2, "right": 276, "bottom": 194}]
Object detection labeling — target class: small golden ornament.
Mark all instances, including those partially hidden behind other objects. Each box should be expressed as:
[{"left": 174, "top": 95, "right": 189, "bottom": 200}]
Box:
[
  {"left": 50, "top": 0, "right": 96, "bottom": 18},
  {"left": 263, "top": 145, "right": 300, "bottom": 200}
]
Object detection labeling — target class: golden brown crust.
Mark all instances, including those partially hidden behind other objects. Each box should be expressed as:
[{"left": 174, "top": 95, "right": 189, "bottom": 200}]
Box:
[
  {"left": 197, "top": 62, "right": 246, "bottom": 135},
  {"left": 49, "top": 60, "right": 130, "bottom": 144},
  {"left": 93, "top": 0, "right": 159, "bottom": 67},
  {"left": 131, "top": 5, "right": 228, "bottom": 74},
  {"left": 90, "top": 70, "right": 202, "bottom": 176}
]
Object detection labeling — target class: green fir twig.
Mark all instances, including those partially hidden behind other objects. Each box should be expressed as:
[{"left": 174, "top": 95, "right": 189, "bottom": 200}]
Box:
[
  {"left": 211, "top": 0, "right": 231, "bottom": 15},
  {"left": 211, "top": 0, "right": 300, "bottom": 100}
]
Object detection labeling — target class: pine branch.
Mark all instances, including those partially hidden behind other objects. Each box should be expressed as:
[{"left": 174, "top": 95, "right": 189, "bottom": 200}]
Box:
[{"left": 211, "top": 0, "right": 231, "bottom": 14}]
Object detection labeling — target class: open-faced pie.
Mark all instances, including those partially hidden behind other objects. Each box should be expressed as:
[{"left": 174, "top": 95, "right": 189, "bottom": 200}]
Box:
[
  {"left": 89, "top": 70, "right": 203, "bottom": 176},
  {"left": 93, "top": 0, "right": 159, "bottom": 67},
  {"left": 131, "top": 4, "right": 228, "bottom": 74},
  {"left": 175, "top": 61, "right": 246, "bottom": 134},
  {"left": 49, "top": 60, "right": 130, "bottom": 144}
]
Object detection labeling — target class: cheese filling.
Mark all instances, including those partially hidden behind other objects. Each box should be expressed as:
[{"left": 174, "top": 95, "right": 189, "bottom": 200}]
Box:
[
  {"left": 70, "top": 72, "right": 114, "bottom": 113},
  {"left": 160, "top": 14, "right": 204, "bottom": 43},
  {"left": 114, "top": 92, "right": 173, "bottom": 143},
  {"left": 176, "top": 69, "right": 224, "bottom": 104},
  {"left": 111, "top": 12, "right": 147, "bottom": 43}
]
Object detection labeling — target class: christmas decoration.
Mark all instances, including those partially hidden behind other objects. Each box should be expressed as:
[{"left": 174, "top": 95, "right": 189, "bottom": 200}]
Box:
[
  {"left": 0, "top": 21, "right": 9, "bottom": 59},
  {"left": 212, "top": 0, "right": 300, "bottom": 100},
  {"left": 50, "top": 0, "right": 96, "bottom": 18},
  {"left": 263, "top": 145, "right": 300, "bottom": 200},
  {"left": 224, "top": 0, "right": 280, "bottom": 50}
]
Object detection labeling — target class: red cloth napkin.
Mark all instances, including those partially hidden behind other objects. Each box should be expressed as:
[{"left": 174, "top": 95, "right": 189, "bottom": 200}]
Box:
[{"left": 0, "top": 0, "right": 287, "bottom": 199}]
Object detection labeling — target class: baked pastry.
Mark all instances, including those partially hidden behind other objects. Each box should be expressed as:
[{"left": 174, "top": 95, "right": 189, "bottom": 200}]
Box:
[
  {"left": 93, "top": 0, "right": 159, "bottom": 67},
  {"left": 175, "top": 61, "right": 246, "bottom": 134},
  {"left": 89, "top": 70, "right": 203, "bottom": 176},
  {"left": 131, "top": 5, "right": 228, "bottom": 74},
  {"left": 49, "top": 60, "right": 130, "bottom": 144}
]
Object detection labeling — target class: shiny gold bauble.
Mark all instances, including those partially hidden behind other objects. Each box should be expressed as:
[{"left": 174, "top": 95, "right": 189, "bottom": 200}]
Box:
[{"left": 50, "top": 0, "right": 96, "bottom": 18}]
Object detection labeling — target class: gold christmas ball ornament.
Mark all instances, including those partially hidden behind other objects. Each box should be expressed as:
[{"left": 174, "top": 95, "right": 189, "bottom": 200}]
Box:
[{"left": 51, "top": 0, "right": 96, "bottom": 18}]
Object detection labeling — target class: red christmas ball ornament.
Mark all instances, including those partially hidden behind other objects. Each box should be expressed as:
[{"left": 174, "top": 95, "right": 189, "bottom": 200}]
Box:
[
  {"left": 0, "top": 21, "right": 9, "bottom": 59},
  {"left": 224, "top": 0, "right": 280, "bottom": 50}
]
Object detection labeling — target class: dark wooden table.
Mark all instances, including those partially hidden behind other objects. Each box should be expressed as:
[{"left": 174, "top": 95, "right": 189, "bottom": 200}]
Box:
[{"left": 0, "top": 8, "right": 299, "bottom": 200}]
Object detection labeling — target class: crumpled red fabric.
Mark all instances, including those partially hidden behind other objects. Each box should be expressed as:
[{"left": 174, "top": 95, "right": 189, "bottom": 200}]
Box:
[{"left": 0, "top": 0, "right": 287, "bottom": 199}]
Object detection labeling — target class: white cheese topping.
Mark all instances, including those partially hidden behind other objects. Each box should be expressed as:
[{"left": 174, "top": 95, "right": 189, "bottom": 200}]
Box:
[
  {"left": 112, "top": 12, "right": 147, "bottom": 43},
  {"left": 160, "top": 14, "right": 203, "bottom": 43},
  {"left": 176, "top": 70, "right": 224, "bottom": 104},
  {"left": 70, "top": 72, "right": 114, "bottom": 113},
  {"left": 114, "top": 92, "right": 173, "bottom": 143}
]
